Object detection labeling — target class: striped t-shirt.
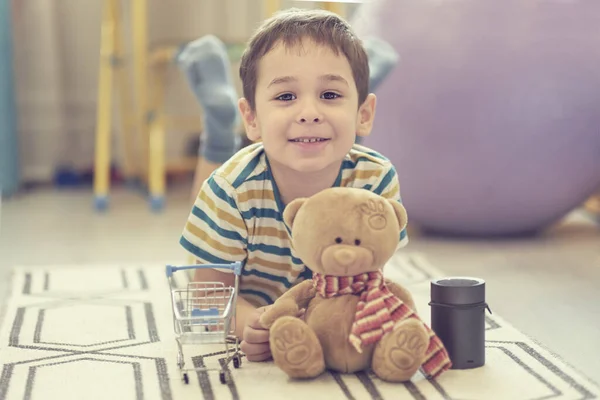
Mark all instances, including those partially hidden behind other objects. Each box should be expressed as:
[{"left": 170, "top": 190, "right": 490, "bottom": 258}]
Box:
[{"left": 179, "top": 142, "right": 408, "bottom": 307}]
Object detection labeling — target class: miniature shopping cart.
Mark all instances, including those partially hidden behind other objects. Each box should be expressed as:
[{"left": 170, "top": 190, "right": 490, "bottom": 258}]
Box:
[{"left": 166, "top": 262, "right": 243, "bottom": 384}]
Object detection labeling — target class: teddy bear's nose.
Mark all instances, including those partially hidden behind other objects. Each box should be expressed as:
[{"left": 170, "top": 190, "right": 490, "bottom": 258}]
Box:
[{"left": 334, "top": 248, "right": 357, "bottom": 266}]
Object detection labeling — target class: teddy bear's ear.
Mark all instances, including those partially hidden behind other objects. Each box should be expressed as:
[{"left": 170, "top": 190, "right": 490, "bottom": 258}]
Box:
[
  {"left": 389, "top": 200, "right": 408, "bottom": 231},
  {"left": 283, "top": 198, "right": 307, "bottom": 229}
]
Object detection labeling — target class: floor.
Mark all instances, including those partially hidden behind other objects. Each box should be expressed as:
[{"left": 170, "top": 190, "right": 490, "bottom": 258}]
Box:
[{"left": 1, "top": 183, "right": 599, "bottom": 385}]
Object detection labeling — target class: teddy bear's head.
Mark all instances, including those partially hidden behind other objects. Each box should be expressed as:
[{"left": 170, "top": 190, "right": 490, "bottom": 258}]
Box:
[{"left": 283, "top": 187, "right": 407, "bottom": 276}]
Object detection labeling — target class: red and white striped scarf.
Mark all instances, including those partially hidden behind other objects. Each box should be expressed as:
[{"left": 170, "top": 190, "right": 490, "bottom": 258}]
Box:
[{"left": 312, "top": 270, "right": 452, "bottom": 378}]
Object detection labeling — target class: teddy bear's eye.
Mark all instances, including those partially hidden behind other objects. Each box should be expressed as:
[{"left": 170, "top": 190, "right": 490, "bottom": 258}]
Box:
[
  {"left": 335, "top": 237, "right": 343, "bottom": 244},
  {"left": 354, "top": 239, "right": 361, "bottom": 246}
]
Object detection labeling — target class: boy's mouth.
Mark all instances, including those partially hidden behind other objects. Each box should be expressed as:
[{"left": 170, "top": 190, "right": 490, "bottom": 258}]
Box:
[{"left": 289, "top": 137, "right": 330, "bottom": 143}]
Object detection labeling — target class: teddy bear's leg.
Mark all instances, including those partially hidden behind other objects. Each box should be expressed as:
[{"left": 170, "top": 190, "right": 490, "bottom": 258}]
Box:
[
  {"left": 269, "top": 316, "right": 325, "bottom": 379},
  {"left": 372, "top": 318, "right": 429, "bottom": 382}
]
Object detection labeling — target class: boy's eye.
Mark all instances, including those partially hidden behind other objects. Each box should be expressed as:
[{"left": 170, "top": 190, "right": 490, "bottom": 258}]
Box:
[
  {"left": 321, "top": 91, "right": 341, "bottom": 100},
  {"left": 276, "top": 93, "right": 296, "bottom": 101}
]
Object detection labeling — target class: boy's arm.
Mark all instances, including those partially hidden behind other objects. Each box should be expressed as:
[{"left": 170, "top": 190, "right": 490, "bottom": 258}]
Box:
[
  {"left": 181, "top": 173, "right": 248, "bottom": 265},
  {"left": 182, "top": 174, "right": 252, "bottom": 338}
]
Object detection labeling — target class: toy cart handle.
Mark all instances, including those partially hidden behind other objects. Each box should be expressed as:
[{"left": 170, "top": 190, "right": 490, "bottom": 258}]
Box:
[{"left": 165, "top": 261, "right": 242, "bottom": 277}]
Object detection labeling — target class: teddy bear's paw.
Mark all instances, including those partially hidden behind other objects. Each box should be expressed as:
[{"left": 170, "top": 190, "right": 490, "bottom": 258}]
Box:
[
  {"left": 259, "top": 301, "right": 299, "bottom": 328},
  {"left": 372, "top": 318, "right": 428, "bottom": 382},
  {"left": 270, "top": 316, "right": 325, "bottom": 379}
]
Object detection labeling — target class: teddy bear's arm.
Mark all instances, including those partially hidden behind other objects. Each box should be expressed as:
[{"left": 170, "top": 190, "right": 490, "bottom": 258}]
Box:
[
  {"left": 259, "top": 280, "right": 316, "bottom": 328},
  {"left": 385, "top": 279, "right": 418, "bottom": 313}
]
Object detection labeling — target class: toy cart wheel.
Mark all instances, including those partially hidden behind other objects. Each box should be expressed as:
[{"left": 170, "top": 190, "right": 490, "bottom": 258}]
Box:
[
  {"left": 183, "top": 373, "right": 189, "bottom": 385},
  {"left": 233, "top": 355, "right": 241, "bottom": 369},
  {"left": 219, "top": 371, "right": 227, "bottom": 384}
]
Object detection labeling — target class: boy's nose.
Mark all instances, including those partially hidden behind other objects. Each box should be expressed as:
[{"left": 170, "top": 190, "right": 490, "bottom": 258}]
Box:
[
  {"left": 299, "top": 117, "right": 320, "bottom": 123},
  {"left": 297, "top": 101, "right": 323, "bottom": 124}
]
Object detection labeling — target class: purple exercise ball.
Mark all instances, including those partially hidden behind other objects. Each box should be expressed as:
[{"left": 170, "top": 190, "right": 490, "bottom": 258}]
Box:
[{"left": 352, "top": 0, "right": 600, "bottom": 236}]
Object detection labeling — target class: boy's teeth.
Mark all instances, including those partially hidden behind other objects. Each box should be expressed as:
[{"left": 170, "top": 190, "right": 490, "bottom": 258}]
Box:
[{"left": 293, "top": 138, "right": 326, "bottom": 143}]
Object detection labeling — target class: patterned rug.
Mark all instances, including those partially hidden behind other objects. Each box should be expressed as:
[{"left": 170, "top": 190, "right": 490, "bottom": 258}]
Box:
[{"left": 0, "top": 254, "right": 598, "bottom": 400}]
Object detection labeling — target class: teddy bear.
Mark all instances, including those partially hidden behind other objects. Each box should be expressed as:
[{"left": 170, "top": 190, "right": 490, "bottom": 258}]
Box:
[{"left": 259, "top": 187, "right": 452, "bottom": 382}]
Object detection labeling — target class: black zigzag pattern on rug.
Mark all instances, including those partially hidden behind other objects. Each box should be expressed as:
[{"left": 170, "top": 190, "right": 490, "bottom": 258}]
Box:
[{"left": 2, "top": 264, "right": 598, "bottom": 400}]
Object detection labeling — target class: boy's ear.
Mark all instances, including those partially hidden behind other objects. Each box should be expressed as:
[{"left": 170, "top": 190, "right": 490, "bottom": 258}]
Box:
[
  {"left": 238, "top": 98, "right": 261, "bottom": 141},
  {"left": 356, "top": 93, "right": 377, "bottom": 137}
]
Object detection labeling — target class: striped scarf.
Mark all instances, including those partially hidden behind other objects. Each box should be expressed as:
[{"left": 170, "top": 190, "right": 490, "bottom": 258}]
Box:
[{"left": 312, "top": 270, "right": 452, "bottom": 378}]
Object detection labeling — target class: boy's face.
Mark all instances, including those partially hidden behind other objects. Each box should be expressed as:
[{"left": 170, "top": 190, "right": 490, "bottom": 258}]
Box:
[{"left": 239, "top": 38, "right": 376, "bottom": 175}]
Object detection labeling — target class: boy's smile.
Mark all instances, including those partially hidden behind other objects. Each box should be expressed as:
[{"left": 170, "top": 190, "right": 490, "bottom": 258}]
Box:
[
  {"left": 288, "top": 137, "right": 331, "bottom": 154},
  {"left": 239, "top": 38, "right": 376, "bottom": 177}
]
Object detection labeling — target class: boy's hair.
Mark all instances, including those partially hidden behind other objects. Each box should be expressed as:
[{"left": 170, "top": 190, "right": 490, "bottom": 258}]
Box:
[{"left": 239, "top": 8, "right": 370, "bottom": 111}]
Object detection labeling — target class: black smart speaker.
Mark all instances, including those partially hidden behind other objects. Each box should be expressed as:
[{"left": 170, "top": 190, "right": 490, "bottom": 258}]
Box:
[{"left": 429, "top": 277, "right": 492, "bottom": 369}]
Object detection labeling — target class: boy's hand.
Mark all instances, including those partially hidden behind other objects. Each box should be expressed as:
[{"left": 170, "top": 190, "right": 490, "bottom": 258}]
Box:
[{"left": 241, "top": 306, "right": 271, "bottom": 362}]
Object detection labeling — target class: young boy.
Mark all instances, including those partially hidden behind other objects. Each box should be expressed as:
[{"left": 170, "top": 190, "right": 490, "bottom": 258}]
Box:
[{"left": 179, "top": 8, "right": 408, "bottom": 362}]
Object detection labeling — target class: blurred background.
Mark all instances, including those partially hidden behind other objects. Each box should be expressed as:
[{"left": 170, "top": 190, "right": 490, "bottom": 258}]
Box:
[
  {"left": 3, "top": 0, "right": 361, "bottom": 195},
  {"left": 0, "top": 0, "right": 599, "bottom": 384}
]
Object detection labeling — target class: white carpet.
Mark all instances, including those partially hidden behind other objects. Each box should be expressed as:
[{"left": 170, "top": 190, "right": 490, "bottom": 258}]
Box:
[{"left": 0, "top": 253, "right": 598, "bottom": 400}]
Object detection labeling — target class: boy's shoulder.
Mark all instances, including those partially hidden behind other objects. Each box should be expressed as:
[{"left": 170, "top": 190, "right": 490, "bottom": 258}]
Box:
[
  {"left": 344, "top": 143, "right": 394, "bottom": 170},
  {"left": 210, "top": 142, "right": 268, "bottom": 189},
  {"left": 339, "top": 144, "right": 398, "bottom": 190}
]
